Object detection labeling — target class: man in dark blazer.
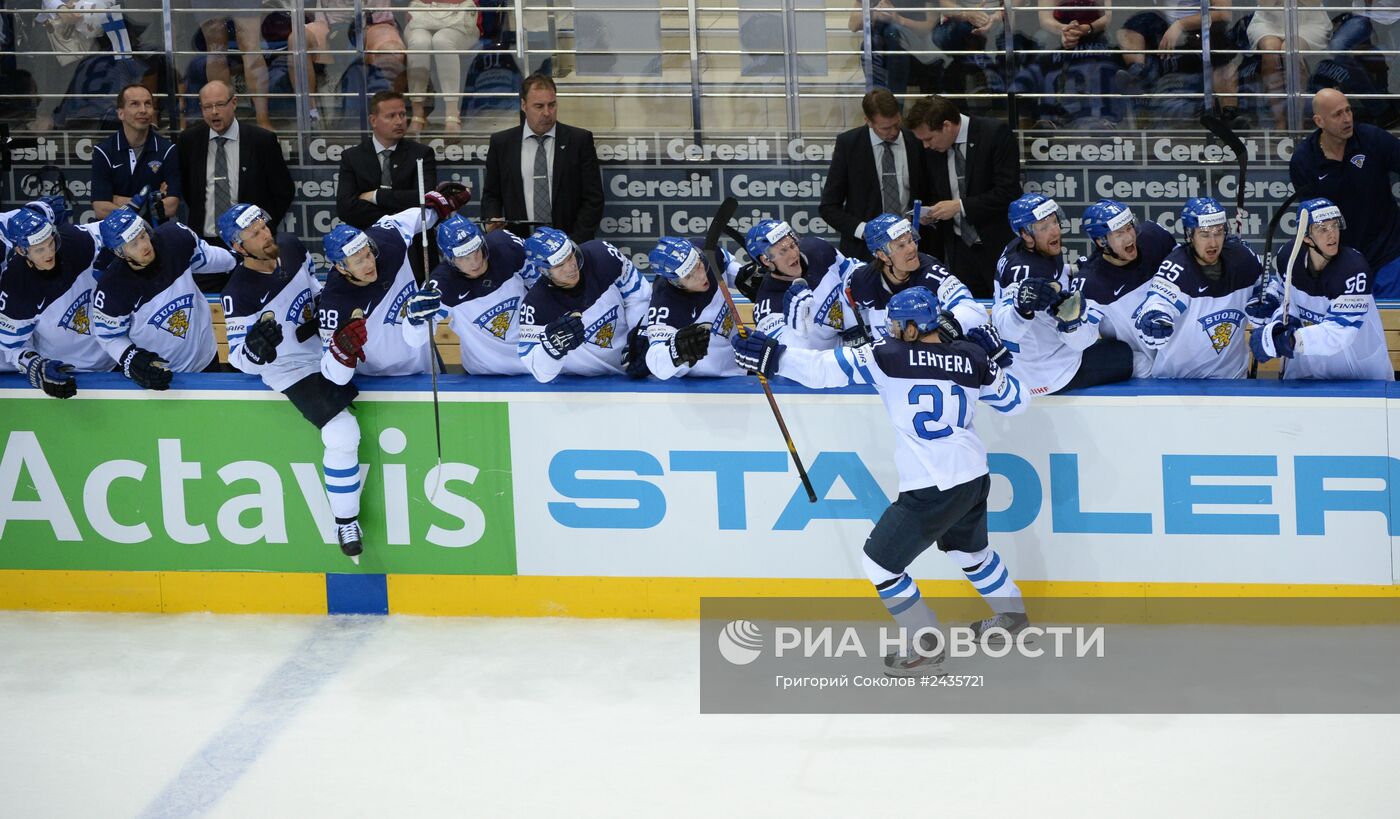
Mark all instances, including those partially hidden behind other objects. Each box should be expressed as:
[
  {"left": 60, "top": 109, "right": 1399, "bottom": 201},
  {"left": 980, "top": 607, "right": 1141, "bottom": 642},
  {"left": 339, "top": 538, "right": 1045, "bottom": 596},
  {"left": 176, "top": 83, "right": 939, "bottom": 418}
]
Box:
[
  {"left": 818, "top": 88, "right": 927, "bottom": 263},
  {"left": 335, "top": 90, "right": 438, "bottom": 278},
  {"left": 907, "top": 94, "right": 1023, "bottom": 298},
  {"left": 177, "top": 81, "right": 293, "bottom": 289},
  {"left": 481, "top": 74, "right": 604, "bottom": 242}
]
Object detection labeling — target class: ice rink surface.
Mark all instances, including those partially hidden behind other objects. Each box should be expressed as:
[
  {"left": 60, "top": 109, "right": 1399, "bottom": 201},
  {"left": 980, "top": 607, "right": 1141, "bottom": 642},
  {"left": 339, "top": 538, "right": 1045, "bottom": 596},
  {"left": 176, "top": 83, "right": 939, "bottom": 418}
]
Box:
[{"left": 0, "top": 611, "right": 1394, "bottom": 818}]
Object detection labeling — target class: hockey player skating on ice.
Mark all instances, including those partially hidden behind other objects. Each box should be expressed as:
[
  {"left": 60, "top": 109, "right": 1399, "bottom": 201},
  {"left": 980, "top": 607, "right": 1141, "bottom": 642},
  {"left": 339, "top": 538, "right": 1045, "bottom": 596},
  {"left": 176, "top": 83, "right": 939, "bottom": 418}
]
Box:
[
  {"left": 317, "top": 183, "right": 472, "bottom": 379},
  {"left": 741, "top": 219, "right": 858, "bottom": 350},
  {"left": 0, "top": 207, "right": 112, "bottom": 395},
  {"left": 993, "top": 194, "right": 1130, "bottom": 395},
  {"left": 1133, "top": 197, "right": 1268, "bottom": 378},
  {"left": 730, "top": 286, "right": 1029, "bottom": 677},
  {"left": 847, "top": 213, "right": 986, "bottom": 339},
  {"left": 1249, "top": 198, "right": 1394, "bottom": 380},
  {"left": 642, "top": 236, "right": 742, "bottom": 379},
  {"left": 429, "top": 215, "right": 532, "bottom": 375},
  {"left": 516, "top": 227, "right": 651, "bottom": 382},
  {"left": 1075, "top": 199, "right": 1177, "bottom": 378},
  {"left": 218, "top": 203, "right": 369, "bottom": 562},
  {"left": 92, "top": 196, "right": 237, "bottom": 388}
]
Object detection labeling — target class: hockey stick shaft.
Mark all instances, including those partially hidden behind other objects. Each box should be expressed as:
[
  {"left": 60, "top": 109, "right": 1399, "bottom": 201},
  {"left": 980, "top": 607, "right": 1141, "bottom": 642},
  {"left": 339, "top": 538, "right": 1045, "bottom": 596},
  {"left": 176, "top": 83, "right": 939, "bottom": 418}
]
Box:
[
  {"left": 1200, "top": 113, "right": 1247, "bottom": 234},
  {"left": 416, "top": 159, "right": 444, "bottom": 474},
  {"left": 1278, "top": 206, "right": 1310, "bottom": 380},
  {"left": 1249, "top": 186, "right": 1310, "bottom": 377},
  {"left": 707, "top": 197, "right": 818, "bottom": 503}
]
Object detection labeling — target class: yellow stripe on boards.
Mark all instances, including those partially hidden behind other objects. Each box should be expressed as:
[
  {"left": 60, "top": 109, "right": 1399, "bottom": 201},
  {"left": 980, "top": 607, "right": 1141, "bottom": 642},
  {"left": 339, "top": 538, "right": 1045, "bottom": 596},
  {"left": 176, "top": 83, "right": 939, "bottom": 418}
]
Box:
[{"left": 0, "top": 570, "right": 325, "bottom": 614}]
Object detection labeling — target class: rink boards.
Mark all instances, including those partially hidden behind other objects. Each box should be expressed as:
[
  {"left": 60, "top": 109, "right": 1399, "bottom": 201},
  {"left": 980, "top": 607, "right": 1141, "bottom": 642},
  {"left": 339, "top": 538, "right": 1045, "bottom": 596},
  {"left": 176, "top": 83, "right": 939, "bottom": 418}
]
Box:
[{"left": 2, "top": 373, "right": 1399, "bottom": 617}]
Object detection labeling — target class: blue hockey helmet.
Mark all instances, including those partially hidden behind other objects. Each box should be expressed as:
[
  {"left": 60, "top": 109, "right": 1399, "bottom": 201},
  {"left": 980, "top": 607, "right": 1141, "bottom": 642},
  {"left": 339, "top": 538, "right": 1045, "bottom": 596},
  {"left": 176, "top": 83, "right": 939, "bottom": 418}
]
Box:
[
  {"left": 1008, "top": 193, "right": 1063, "bottom": 235},
  {"left": 1299, "top": 197, "right": 1345, "bottom": 230},
  {"left": 745, "top": 219, "right": 794, "bottom": 263},
  {"left": 649, "top": 236, "right": 703, "bottom": 283},
  {"left": 1082, "top": 199, "right": 1135, "bottom": 245},
  {"left": 1180, "top": 197, "right": 1228, "bottom": 234},
  {"left": 4, "top": 208, "right": 57, "bottom": 252},
  {"left": 524, "top": 227, "right": 575, "bottom": 275},
  {"left": 23, "top": 195, "right": 68, "bottom": 228},
  {"left": 323, "top": 223, "right": 376, "bottom": 267},
  {"left": 218, "top": 204, "right": 270, "bottom": 249},
  {"left": 885, "top": 286, "right": 941, "bottom": 336},
  {"left": 865, "top": 213, "right": 913, "bottom": 257},
  {"left": 436, "top": 214, "right": 485, "bottom": 260},
  {"left": 99, "top": 208, "right": 149, "bottom": 252}
]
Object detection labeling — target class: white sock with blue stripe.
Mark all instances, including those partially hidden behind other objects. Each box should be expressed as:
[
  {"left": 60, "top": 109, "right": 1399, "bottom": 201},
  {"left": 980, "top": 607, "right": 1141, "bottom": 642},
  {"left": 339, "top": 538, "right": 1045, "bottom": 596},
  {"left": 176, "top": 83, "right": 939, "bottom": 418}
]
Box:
[
  {"left": 950, "top": 548, "right": 1024, "bottom": 614},
  {"left": 321, "top": 410, "right": 362, "bottom": 521},
  {"left": 862, "top": 553, "right": 938, "bottom": 636}
]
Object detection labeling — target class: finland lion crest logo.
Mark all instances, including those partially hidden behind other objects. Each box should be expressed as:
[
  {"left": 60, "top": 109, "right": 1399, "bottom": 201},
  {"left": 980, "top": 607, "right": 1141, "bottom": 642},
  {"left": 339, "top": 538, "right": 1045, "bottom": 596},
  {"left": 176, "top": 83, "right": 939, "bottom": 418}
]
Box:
[
  {"left": 148, "top": 293, "right": 195, "bottom": 338},
  {"left": 1198, "top": 308, "right": 1245, "bottom": 354},
  {"left": 385, "top": 282, "right": 415, "bottom": 325},
  {"left": 818, "top": 288, "right": 844, "bottom": 329},
  {"left": 59, "top": 290, "right": 92, "bottom": 335},
  {"left": 474, "top": 297, "right": 520, "bottom": 339},
  {"left": 585, "top": 306, "right": 619, "bottom": 348},
  {"left": 286, "top": 288, "right": 315, "bottom": 326}
]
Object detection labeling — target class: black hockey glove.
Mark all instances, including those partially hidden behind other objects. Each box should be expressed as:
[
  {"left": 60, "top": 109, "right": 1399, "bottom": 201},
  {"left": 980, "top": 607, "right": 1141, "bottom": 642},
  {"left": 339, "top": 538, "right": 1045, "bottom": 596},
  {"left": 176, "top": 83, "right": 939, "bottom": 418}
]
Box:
[
  {"left": 731, "top": 331, "right": 784, "bottom": 378},
  {"left": 839, "top": 324, "right": 874, "bottom": 348},
  {"left": 623, "top": 324, "right": 651, "bottom": 379},
  {"left": 669, "top": 323, "right": 711, "bottom": 367},
  {"left": 21, "top": 352, "right": 76, "bottom": 399},
  {"left": 243, "top": 312, "right": 283, "bottom": 365},
  {"left": 118, "top": 345, "right": 172, "bottom": 390},
  {"left": 934, "top": 310, "right": 963, "bottom": 343},
  {"left": 540, "top": 312, "right": 585, "bottom": 360},
  {"left": 734, "top": 261, "right": 765, "bottom": 302},
  {"left": 966, "top": 324, "right": 1013, "bottom": 368},
  {"left": 1014, "top": 277, "right": 1060, "bottom": 319}
]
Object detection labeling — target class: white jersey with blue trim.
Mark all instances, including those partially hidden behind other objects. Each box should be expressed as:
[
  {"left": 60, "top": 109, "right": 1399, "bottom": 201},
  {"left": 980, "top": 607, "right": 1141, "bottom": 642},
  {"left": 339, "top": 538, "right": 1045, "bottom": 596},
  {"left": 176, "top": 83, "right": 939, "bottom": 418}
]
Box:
[
  {"left": 1134, "top": 237, "right": 1263, "bottom": 379},
  {"left": 750, "top": 237, "right": 858, "bottom": 350},
  {"left": 221, "top": 234, "right": 323, "bottom": 391},
  {"left": 993, "top": 240, "right": 1103, "bottom": 396},
  {"left": 1269, "top": 244, "right": 1393, "bottom": 380},
  {"left": 91, "top": 220, "right": 236, "bottom": 372},
  {"left": 644, "top": 255, "right": 742, "bottom": 379},
  {"left": 432, "top": 229, "right": 530, "bottom": 375},
  {"left": 317, "top": 209, "right": 437, "bottom": 383},
  {"left": 1076, "top": 219, "right": 1177, "bottom": 377},
  {"left": 0, "top": 223, "right": 112, "bottom": 373},
  {"left": 776, "top": 338, "right": 1027, "bottom": 492},
  {"left": 848, "top": 252, "right": 986, "bottom": 341},
  {"left": 517, "top": 239, "right": 651, "bottom": 382}
]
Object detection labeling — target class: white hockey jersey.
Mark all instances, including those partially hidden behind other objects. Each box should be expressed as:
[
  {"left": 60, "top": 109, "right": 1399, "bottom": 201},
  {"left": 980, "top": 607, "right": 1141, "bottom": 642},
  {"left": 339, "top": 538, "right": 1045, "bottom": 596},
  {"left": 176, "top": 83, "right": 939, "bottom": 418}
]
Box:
[
  {"left": 1268, "top": 244, "right": 1393, "bottom": 380},
  {"left": 776, "top": 338, "right": 1027, "bottom": 492},
  {"left": 221, "top": 234, "right": 323, "bottom": 391},
  {"left": 91, "top": 221, "right": 236, "bottom": 372},
  {"left": 0, "top": 222, "right": 113, "bottom": 373},
  {"left": 1134, "top": 237, "right": 1263, "bottom": 379},
  {"left": 644, "top": 253, "right": 742, "bottom": 379},
  {"left": 517, "top": 239, "right": 651, "bottom": 382},
  {"left": 1075, "top": 219, "right": 1177, "bottom": 378},
  {"left": 847, "top": 251, "right": 987, "bottom": 342},
  {"left": 318, "top": 209, "right": 438, "bottom": 383},
  {"left": 431, "top": 229, "right": 530, "bottom": 375},
  {"left": 750, "top": 237, "right": 859, "bottom": 350},
  {"left": 993, "top": 239, "right": 1104, "bottom": 396}
]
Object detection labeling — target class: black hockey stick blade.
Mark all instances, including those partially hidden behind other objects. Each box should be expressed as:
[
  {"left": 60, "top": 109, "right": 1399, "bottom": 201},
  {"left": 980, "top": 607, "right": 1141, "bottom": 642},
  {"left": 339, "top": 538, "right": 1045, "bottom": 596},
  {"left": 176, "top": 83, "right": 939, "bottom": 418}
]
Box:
[
  {"left": 705, "top": 197, "right": 739, "bottom": 257},
  {"left": 1200, "top": 111, "right": 1246, "bottom": 156}
]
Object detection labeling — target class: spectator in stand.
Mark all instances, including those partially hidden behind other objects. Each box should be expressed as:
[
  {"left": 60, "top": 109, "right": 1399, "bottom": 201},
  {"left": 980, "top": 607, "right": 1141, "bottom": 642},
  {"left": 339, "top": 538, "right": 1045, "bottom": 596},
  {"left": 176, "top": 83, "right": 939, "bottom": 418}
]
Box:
[
  {"left": 1033, "top": 0, "right": 1117, "bottom": 128},
  {"left": 1247, "top": 0, "right": 1332, "bottom": 129},
  {"left": 91, "top": 83, "right": 180, "bottom": 221},
  {"left": 1116, "top": 0, "right": 1244, "bottom": 127},
  {"left": 1290, "top": 88, "right": 1400, "bottom": 297},
  {"left": 192, "top": 0, "right": 273, "bottom": 129},
  {"left": 405, "top": 0, "right": 479, "bottom": 135},
  {"left": 359, "top": 2, "right": 409, "bottom": 90},
  {"left": 848, "top": 0, "right": 940, "bottom": 93}
]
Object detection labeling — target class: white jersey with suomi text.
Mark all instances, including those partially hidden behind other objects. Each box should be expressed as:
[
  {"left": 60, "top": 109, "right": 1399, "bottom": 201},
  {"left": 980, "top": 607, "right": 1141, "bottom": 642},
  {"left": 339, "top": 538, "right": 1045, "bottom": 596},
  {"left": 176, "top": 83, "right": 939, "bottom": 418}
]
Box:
[
  {"left": 431, "top": 229, "right": 530, "bottom": 375},
  {"left": 644, "top": 253, "right": 742, "bottom": 379},
  {"left": 317, "top": 209, "right": 438, "bottom": 383},
  {"left": 1076, "top": 219, "right": 1177, "bottom": 378},
  {"left": 221, "top": 234, "right": 323, "bottom": 391},
  {"left": 750, "top": 237, "right": 859, "bottom": 350},
  {"left": 776, "top": 338, "right": 1027, "bottom": 491},
  {"left": 993, "top": 240, "right": 1103, "bottom": 396},
  {"left": 91, "top": 220, "right": 236, "bottom": 372},
  {"left": 0, "top": 222, "right": 112, "bottom": 373},
  {"left": 1269, "top": 244, "right": 1393, "bottom": 380}
]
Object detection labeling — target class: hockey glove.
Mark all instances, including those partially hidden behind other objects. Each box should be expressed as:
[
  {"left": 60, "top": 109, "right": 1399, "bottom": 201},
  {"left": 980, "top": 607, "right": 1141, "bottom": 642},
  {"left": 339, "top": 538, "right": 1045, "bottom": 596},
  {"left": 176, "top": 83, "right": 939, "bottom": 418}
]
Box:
[
  {"left": 934, "top": 310, "right": 963, "bottom": 343},
  {"left": 21, "top": 352, "right": 76, "bottom": 399},
  {"left": 1014, "top": 277, "right": 1060, "bottom": 319},
  {"left": 1134, "top": 309, "right": 1175, "bottom": 348},
  {"left": 118, "top": 345, "right": 172, "bottom": 390},
  {"left": 243, "top": 311, "right": 283, "bottom": 365},
  {"left": 734, "top": 261, "right": 764, "bottom": 302},
  {"left": 782, "top": 279, "right": 813, "bottom": 335},
  {"left": 405, "top": 287, "right": 441, "bottom": 326},
  {"left": 424, "top": 181, "right": 473, "bottom": 220},
  {"left": 125, "top": 185, "right": 150, "bottom": 214},
  {"left": 1250, "top": 318, "right": 1298, "bottom": 362},
  {"left": 540, "top": 312, "right": 585, "bottom": 360},
  {"left": 731, "top": 331, "right": 784, "bottom": 378},
  {"left": 1244, "top": 284, "right": 1280, "bottom": 325},
  {"left": 966, "top": 324, "right": 1013, "bottom": 368},
  {"left": 669, "top": 323, "right": 711, "bottom": 367},
  {"left": 1051, "top": 289, "right": 1086, "bottom": 333},
  {"left": 329, "top": 317, "right": 368, "bottom": 368},
  {"left": 623, "top": 324, "right": 651, "bottom": 379},
  {"left": 839, "top": 323, "right": 875, "bottom": 348}
]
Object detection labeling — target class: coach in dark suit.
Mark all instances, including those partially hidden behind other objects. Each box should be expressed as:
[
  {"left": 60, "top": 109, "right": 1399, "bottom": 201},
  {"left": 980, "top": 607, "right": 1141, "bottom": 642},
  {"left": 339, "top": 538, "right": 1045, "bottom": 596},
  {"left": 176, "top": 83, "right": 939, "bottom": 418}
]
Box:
[
  {"left": 481, "top": 74, "right": 604, "bottom": 242},
  {"left": 818, "top": 88, "right": 928, "bottom": 262},
  {"left": 335, "top": 91, "right": 437, "bottom": 276},
  {"left": 906, "top": 94, "right": 1022, "bottom": 298},
  {"left": 177, "top": 82, "right": 293, "bottom": 262}
]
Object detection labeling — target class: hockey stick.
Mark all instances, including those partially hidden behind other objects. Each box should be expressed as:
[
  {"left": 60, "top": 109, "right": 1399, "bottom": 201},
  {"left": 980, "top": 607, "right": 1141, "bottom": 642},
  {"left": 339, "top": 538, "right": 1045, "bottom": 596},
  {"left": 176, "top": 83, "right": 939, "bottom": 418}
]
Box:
[
  {"left": 1200, "top": 111, "right": 1248, "bottom": 235},
  {"left": 707, "top": 197, "right": 817, "bottom": 503},
  {"left": 1249, "top": 186, "right": 1309, "bottom": 377},
  {"left": 416, "top": 158, "right": 444, "bottom": 498},
  {"left": 1277, "top": 205, "right": 1310, "bottom": 380}
]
